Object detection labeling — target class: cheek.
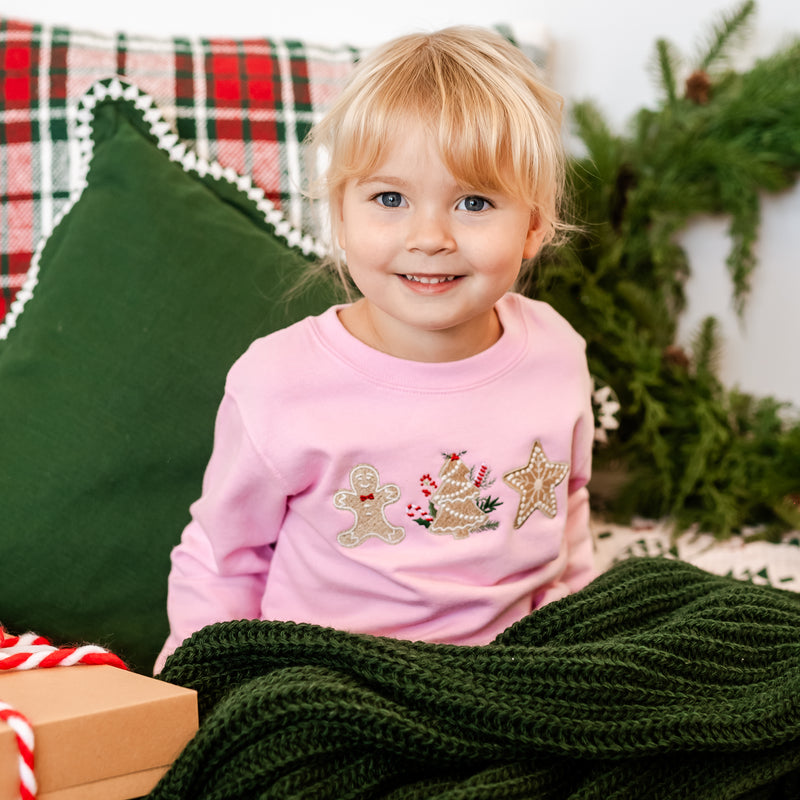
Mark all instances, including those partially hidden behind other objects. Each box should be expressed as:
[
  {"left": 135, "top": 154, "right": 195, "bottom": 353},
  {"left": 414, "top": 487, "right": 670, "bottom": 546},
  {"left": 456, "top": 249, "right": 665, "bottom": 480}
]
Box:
[
  {"left": 471, "top": 238, "right": 527, "bottom": 277},
  {"left": 341, "top": 217, "right": 392, "bottom": 266}
]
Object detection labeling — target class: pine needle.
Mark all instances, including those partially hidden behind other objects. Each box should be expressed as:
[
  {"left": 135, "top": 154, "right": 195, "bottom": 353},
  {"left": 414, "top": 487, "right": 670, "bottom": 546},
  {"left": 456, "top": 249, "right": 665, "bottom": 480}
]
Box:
[
  {"left": 696, "top": 0, "right": 756, "bottom": 70},
  {"left": 691, "top": 316, "right": 723, "bottom": 376},
  {"left": 651, "top": 38, "right": 681, "bottom": 106}
]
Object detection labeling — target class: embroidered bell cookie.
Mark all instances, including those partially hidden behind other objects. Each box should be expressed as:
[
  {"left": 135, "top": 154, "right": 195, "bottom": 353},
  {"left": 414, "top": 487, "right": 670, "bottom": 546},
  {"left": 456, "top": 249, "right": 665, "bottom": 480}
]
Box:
[
  {"left": 333, "top": 464, "right": 405, "bottom": 547},
  {"left": 503, "top": 441, "right": 569, "bottom": 528}
]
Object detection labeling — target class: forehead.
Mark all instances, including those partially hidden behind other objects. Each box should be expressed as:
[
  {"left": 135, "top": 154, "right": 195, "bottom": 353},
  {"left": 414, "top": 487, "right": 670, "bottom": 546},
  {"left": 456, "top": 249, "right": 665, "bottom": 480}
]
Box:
[
  {"left": 353, "top": 120, "right": 503, "bottom": 195},
  {"left": 358, "top": 125, "right": 450, "bottom": 179}
]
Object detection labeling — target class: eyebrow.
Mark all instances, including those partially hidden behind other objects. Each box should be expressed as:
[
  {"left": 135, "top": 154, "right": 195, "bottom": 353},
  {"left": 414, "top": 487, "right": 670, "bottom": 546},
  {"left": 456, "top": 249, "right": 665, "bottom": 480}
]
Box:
[
  {"left": 356, "top": 175, "right": 487, "bottom": 198},
  {"left": 355, "top": 175, "right": 410, "bottom": 188}
]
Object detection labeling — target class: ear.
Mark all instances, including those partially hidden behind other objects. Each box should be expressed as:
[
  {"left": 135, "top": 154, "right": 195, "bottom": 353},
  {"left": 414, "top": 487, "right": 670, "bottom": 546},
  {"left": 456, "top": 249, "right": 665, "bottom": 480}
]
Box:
[{"left": 522, "top": 211, "right": 548, "bottom": 260}]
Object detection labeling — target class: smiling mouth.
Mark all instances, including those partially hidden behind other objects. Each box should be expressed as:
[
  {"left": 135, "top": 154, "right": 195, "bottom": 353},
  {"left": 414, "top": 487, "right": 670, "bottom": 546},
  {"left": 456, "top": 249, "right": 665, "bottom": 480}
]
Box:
[{"left": 403, "top": 274, "right": 458, "bottom": 284}]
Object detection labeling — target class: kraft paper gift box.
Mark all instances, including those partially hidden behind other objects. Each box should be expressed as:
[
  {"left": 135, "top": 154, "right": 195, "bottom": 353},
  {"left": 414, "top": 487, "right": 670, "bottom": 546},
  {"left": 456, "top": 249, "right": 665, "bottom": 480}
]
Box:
[{"left": 0, "top": 665, "right": 197, "bottom": 800}]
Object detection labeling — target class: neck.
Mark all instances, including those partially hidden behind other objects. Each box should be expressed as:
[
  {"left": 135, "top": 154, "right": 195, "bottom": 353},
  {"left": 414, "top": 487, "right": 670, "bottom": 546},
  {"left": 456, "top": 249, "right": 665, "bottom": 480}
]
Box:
[{"left": 338, "top": 301, "right": 502, "bottom": 363}]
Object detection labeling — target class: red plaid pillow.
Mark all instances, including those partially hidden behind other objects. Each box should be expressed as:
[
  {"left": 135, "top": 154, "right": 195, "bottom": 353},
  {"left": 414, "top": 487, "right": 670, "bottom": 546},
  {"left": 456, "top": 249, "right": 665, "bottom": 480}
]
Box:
[{"left": 0, "top": 17, "right": 361, "bottom": 322}]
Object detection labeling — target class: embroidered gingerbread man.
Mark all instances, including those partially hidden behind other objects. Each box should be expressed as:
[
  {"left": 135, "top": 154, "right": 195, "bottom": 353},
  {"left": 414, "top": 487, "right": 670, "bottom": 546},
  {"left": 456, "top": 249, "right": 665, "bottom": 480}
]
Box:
[{"left": 333, "top": 464, "right": 405, "bottom": 547}]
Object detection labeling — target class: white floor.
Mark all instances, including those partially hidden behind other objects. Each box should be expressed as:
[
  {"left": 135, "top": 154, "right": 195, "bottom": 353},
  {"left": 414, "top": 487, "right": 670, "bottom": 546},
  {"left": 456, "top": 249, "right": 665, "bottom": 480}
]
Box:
[{"left": 594, "top": 517, "right": 800, "bottom": 591}]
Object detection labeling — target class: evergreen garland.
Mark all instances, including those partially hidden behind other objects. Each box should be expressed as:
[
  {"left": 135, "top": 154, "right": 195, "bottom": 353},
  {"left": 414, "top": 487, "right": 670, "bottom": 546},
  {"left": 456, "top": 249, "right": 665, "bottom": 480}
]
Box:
[{"left": 530, "top": 1, "right": 800, "bottom": 538}]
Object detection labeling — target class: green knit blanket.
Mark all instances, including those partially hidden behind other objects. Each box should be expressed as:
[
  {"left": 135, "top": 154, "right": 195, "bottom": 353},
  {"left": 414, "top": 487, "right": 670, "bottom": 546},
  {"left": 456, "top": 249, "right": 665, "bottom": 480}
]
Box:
[{"left": 149, "top": 557, "right": 800, "bottom": 799}]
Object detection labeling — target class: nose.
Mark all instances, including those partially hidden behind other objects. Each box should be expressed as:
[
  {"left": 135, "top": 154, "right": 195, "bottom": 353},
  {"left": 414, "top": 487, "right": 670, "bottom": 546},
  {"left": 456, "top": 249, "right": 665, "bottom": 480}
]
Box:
[{"left": 405, "top": 207, "right": 456, "bottom": 255}]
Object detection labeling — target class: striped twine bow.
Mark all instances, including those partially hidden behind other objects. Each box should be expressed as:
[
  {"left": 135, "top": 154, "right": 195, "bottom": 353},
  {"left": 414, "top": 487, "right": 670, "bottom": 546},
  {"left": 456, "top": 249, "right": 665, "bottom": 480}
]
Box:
[
  {"left": 0, "top": 628, "right": 127, "bottom": 799},
  {"left": 0, "top": 702, "right": 35, "bottom": 800}
]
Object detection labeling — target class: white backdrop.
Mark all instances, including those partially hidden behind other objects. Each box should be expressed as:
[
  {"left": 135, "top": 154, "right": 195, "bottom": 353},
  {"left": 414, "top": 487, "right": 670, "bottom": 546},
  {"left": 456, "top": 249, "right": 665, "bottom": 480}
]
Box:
[{"left": 3, "top": 0, "right": 799, "bottom": 407}]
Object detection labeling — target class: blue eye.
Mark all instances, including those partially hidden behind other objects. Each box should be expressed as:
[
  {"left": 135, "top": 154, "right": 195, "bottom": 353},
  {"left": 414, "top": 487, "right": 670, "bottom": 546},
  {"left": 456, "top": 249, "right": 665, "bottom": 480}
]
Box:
[
  {"left": 376, "top": 192, "right": 405, "bottom": 208},
  {"left": 459, "top": 196, "right": 491, "bottom": 212}
]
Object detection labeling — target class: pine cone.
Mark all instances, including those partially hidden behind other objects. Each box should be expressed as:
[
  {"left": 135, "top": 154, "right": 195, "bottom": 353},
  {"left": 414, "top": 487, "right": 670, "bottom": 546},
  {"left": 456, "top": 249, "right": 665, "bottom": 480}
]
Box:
[
  {"left": 685, "top": 70, "right": 712, "bottom": 104},
  {"left": 663, "top": 345, "right": 691, "bottom": 370}
]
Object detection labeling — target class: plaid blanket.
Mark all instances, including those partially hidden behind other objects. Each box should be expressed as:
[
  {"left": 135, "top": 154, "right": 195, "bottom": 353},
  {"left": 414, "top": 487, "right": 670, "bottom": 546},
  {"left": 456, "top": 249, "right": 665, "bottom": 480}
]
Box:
[{"left": 0, "top": 16, "right": 361, "bottom": 322}]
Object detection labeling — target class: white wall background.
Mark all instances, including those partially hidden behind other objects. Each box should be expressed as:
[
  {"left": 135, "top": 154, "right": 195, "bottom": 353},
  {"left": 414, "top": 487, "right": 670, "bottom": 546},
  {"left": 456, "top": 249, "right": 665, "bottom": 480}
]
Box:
[{"left": 3, "top": 0, "right": 799, "bottom": 408}]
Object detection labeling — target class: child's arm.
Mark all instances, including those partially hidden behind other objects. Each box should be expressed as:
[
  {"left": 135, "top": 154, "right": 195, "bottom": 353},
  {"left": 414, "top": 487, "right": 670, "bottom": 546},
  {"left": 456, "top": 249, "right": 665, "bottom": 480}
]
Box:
[
  {"left": 559, "top": 387, "right": 597, "bottom": 592},
  {"left": 154, "top": 392, "right": 284, "bottom": 672},
  {"left": 560, "top": 482, "right": 595, "bottom": 592}
]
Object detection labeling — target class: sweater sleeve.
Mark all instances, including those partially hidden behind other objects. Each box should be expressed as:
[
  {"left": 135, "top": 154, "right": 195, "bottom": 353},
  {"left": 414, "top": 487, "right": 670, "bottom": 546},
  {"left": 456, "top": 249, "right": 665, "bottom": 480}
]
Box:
[
  {"left": 559, "top": 372, "right": 597, "bottom": 594},
  {"left": 154, "top": 391, "right": 285, "bottom": 673}
]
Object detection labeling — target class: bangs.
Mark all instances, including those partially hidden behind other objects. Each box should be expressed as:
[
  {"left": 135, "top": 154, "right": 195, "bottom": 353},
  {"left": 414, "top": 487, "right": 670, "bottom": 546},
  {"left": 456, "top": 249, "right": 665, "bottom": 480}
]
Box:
[
  {"left": 306, "top": 26, "right": 568, "bottom": 275},
  {"left": 334, "top": 69, "right": 552, "bottom": 201}
]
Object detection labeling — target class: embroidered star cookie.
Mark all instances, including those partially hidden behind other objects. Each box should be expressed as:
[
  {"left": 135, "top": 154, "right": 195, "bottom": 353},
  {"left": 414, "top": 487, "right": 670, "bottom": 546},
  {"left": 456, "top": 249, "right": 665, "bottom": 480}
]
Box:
[
  {"left": 333, "top": 464, "right": 405, "bottom": 547},
  {"left": 503, "top": 441, "right": 569, "bottom": 528}
]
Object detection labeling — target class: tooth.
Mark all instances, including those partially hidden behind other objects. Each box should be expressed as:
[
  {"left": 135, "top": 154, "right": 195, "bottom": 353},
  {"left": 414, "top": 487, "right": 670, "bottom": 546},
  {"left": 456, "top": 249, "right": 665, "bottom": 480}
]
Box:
[{"left": 404, "top": 275, "right": 457, "bottom": 284}]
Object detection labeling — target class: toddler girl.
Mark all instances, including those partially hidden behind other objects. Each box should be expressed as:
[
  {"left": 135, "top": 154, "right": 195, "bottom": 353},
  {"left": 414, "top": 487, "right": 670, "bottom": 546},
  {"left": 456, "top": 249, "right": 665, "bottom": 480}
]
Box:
[{"left": 155, "top": 26, "right": 596, "bottom": 673}]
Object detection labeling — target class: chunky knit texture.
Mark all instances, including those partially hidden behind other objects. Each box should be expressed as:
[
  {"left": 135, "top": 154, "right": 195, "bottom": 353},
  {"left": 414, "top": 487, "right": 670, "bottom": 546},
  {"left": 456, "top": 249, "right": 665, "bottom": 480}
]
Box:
[{"left": 150, "top": 557, "right": 800, "bottom": 799}]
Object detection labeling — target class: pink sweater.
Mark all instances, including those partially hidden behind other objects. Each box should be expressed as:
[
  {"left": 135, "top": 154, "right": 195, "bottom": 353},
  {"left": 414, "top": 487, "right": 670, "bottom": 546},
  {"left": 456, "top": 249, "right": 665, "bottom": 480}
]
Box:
[{"left": 155, "top": 293, "right": 596, "bottom": 672}]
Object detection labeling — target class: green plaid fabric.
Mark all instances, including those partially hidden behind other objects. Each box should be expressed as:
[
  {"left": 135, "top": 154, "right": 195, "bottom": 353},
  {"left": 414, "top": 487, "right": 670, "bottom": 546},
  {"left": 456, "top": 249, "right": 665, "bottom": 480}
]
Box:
[{"left": 0, "top": 16, "right": 361, "bottom": 322}]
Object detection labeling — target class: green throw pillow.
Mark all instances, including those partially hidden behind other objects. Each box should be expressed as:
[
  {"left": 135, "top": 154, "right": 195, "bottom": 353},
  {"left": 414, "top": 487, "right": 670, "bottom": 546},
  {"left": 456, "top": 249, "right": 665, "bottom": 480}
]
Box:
[{"left": 0, "top": 79, "right": 335, "bottom": 672}]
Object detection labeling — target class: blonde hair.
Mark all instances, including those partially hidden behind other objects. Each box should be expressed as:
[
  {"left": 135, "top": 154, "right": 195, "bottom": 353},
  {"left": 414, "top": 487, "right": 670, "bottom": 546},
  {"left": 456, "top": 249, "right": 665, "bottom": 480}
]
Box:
[{"left": 306, "top": 26, "right": 569, "bottom": 286}]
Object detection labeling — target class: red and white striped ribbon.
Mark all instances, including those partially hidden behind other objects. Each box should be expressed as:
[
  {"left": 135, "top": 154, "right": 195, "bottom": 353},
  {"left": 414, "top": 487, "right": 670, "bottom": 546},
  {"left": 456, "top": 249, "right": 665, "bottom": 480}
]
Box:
[
  {"left": 0, "top": 701, "right": 36, "bottom": 800},
  {"left": 0, "top": 631, "right": 127, "bottom": 671},
  {"left": 0, "top": 629, "right": 127, "bottom": 799}
]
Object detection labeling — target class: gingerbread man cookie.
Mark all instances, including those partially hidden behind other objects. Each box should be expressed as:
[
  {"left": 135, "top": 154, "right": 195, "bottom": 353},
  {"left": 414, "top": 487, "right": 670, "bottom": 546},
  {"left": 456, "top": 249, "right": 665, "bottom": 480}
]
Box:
[{"left": 333, "top": 464, "right": 405, "bottom": 547}]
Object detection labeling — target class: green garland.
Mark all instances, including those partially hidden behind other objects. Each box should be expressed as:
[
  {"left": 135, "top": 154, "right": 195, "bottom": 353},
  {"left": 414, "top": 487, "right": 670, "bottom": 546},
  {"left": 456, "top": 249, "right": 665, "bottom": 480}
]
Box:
[{"left": 530, "top": 1, "right": 800, "bottom": 538}]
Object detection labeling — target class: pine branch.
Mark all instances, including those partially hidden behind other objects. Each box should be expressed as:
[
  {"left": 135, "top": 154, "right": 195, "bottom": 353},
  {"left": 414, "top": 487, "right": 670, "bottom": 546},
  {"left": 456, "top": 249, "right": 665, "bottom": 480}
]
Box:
[
  {"left": 697, "top": 0, "right": 756, "bottom": 70},
  {"left": 536, "top": 3, "right": 800, "bottom": 538},
  {"left": 652, "top": 38, "right": 681, "bottom": 106},
  {"left": 570, "top": 101, "right": 622, "bottom": 183},
  {"left": 690, "top": 317, "right": 723, "bottom": 376}
]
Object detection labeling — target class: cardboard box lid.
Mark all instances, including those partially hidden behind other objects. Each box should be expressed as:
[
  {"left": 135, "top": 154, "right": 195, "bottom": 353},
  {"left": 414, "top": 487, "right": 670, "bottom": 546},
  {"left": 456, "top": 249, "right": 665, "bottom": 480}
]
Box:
[{"left": 0, "top": 665, "right": 197, "bottom": 798}]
